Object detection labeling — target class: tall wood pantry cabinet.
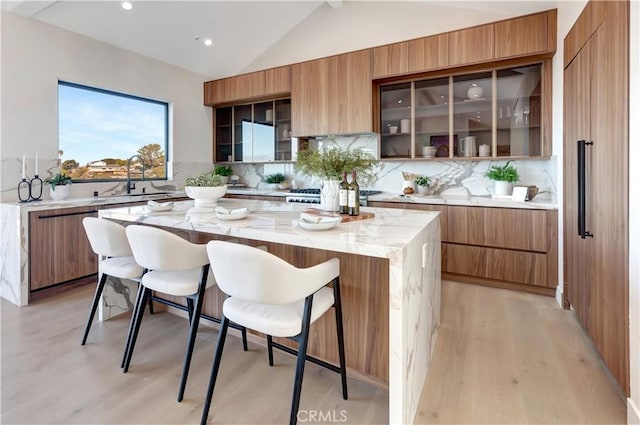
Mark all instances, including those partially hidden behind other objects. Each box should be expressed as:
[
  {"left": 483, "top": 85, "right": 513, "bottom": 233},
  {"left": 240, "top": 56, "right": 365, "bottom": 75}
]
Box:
[{"left": 563, "top": 0, "right": 629, "bottom": 395}]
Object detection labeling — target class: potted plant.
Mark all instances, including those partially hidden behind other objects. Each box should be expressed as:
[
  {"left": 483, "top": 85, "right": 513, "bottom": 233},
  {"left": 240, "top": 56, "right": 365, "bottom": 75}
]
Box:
[
  {"left": 214, "top": 165, "right": 233, "bottom": 184},
  {"left": 415, "top": 176, "right": 430, "bottom": 195},
  {"left": 185, "top": 170, "right": 227, "bottom": 206},
  {"left": 485, "top": 160, "right": 520, "bottom": 196},
  {"left": 45, "top": 172, "right": 72, "bottom": 201},
  {"left": 295, "top": 146, "right": 378, "bottom": 211},
  {"left": 264, "top": 173, "right": 287, "bottom": 189}
]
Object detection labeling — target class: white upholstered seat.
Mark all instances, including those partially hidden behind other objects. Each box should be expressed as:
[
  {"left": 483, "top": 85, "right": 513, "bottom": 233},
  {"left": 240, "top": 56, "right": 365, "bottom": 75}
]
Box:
[
  {"left": 81, "top": 217, "right": 144, "bottom": 345},
  {"left": 200, "top": 240, "right": 348, "bottom": 425}
]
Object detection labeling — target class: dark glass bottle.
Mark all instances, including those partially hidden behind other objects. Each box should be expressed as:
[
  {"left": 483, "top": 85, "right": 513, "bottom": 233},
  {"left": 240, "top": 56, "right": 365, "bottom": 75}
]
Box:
[
  {"left": 339, "top": 171, "right": 349, "bottom": 214},
  {"left": 348, "top": 170, "right": 360, "bottom": 216}
]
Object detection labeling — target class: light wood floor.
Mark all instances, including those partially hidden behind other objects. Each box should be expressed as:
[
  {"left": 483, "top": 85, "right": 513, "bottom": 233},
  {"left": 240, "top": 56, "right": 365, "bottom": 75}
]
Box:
[{"left": 1, "top": 280, "right": 627, "bottom": 424}]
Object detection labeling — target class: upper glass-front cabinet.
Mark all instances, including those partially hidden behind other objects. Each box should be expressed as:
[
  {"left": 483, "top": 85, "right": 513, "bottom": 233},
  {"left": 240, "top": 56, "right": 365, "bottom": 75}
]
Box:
[
  {"left": 379, "top": 63, "right": 546, "bottom": 160},
  {"left": 214, "top": 98, "right": 293, "bottom": 163}
]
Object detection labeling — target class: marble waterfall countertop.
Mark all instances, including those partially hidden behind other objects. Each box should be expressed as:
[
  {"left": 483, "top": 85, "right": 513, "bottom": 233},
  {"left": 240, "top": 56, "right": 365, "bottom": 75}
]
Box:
[
  {"left": 100, "top": 198, "right": 441, "bottom": 425},
  {"left": 366, "top": 192, "right": 557, "bottom": 210}
]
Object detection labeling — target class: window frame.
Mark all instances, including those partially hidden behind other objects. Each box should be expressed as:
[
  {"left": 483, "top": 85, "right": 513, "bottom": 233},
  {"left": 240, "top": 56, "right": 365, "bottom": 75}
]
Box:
[{"left": 58, "top": 80, "right": 170, "bottom": 183}]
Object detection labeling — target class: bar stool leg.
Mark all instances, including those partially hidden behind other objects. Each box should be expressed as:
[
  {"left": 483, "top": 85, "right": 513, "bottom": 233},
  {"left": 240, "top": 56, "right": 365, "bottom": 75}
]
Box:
[
  {"left": 81, "top": 273, "right": 109, "bottom": 345},
  {"left": 186, "top": 298, "right": 195, "bottom": 326},
  {"left": 177, "top": 265, "right": 208, "bottom": 402},
  {"left": 333, "top": 278, "right": 348, "bottom": 399},
  {"left": 267, "top": 335, "right": 274, "bottom": 366},
  {"left": 121, "top": 282, "right": 144, "bottom": 369},
  {"left": 200, "top": 316, "right": 230, "bottom": 425},
  {"left": 289, "top": 295, "right": 314, "bottom": 425},
  {"left": 123, "top": 287, "right": 150, "bottom": 373}
]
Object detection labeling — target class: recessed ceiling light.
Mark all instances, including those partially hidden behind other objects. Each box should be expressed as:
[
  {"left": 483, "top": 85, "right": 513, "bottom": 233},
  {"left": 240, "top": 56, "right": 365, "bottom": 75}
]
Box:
[
  {"left": 121, "top": 2, "right": 133, "bottom": 10},
  {"left": 204, "top": 38, "right": 213, "bottom": 47}
]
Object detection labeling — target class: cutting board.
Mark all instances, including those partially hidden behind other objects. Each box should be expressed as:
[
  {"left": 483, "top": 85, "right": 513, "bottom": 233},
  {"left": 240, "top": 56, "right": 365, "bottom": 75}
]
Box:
[{"left": 303, "top": 209, "right": 375, "bottom": 223}]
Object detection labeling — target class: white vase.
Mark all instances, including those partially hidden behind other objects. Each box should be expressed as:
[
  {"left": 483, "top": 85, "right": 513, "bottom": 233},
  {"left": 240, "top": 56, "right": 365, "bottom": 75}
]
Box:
[
  {"left": 417, "top": 185, "right": 429, "bottom": 195},
  {"left": 320, "top": 180, "right": 341, "bottom": 212},
  {"left": 494, "top": 180, "right": 512, "bottom": 196},
  {"left": 49, "top": 184, "right": 70, "bottom": 201}
]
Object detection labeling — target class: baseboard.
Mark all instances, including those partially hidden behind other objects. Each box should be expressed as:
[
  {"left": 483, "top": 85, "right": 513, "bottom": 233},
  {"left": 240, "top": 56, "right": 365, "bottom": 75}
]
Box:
[{"left": 629, "top": 397, "right": 640, "bottom": 424}]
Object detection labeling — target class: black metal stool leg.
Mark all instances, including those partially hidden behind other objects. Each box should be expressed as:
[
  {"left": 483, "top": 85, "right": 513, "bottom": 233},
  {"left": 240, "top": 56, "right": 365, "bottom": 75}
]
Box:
[
  {"left": 333, "top": 278, "right": 348, "bottom": 399},
  {"left": 242, "top": 327, "right": 248, "bottom": 352},
  {"left": 200, "top": 316, "right": 230, "bottom": 425},
  {"left": 81, "top": 273, "right": 109, "bottom": 345},
  {"left": 289, "top": 295, "right": 314, "bottom": 425},
  {"left": 148, "top": 295, "right": 155, "bottom": 315},
  {"left": 267, "top": 335, "right": 274, "bottom": 366},
  {"left": 186, "top": 298, "right": 194, "bottom": 326},
  {"left": 122, "top": 282, "right": 145, "bottom": 368},
  {"left": 123, "top": 287, "right": 150, "bottom": 373},
  {"left": 177, "top": 266, "right": 208, "bottom": 402}
]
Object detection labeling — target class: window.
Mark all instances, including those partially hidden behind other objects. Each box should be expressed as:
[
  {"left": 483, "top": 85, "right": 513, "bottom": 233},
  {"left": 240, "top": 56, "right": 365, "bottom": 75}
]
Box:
[{"left": 58, "top": 81, "right": 169, "bottom": 182}]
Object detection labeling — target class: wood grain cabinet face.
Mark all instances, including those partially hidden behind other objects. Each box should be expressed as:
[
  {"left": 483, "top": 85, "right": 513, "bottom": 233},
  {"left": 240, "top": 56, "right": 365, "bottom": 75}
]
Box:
[
  {"left": 495, "top": 12, "right": 549, "bottom": 60},
  {"left": 291, "top": 58, "right": 330, "bottom": 137},
  {"left": 264, "top": 66, "right": 291, "bottom": 96},
  {"left": 204, "top": 66, "right": 291, "bottom": 106},
  {"left": 408, "top": 33, "right": 449, "bottom": 73},
  {"left": 372, "top": 42, "right": 409, "bottom": 78},
  {"left": 449, "top": 24, "right": 495, "bottom": 66},
  {"left": 29, "top": 207, "right": 99, "bottom": 292}
]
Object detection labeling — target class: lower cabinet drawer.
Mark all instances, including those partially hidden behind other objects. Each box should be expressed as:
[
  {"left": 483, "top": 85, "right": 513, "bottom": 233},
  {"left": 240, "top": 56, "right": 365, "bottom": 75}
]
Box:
[{"left": 444, "top": 243, "right": 549, "bottom": 287}]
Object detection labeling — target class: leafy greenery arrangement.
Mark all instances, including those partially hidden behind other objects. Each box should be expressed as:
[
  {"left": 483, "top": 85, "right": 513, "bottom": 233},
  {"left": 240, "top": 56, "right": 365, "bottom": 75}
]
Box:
[
  {"left": 485, "top": 160, "right": 520, "bottom": 183},
  {"left": 214, "top": 165, "right": 233, "bottom": 177},
  {"left": 415, "top": 176, "right": 430, "bottom": 186},
  {"left": 264, "top": 173, "right": 286, "bottom": 184},
  {"left": 295, "top": 146, "right": 378, "bottom": 186},
  {"left": 44, "top": 172, "right": 72, "bottom": 190},
  {"left": 185, "top": 170, "right": 224, "bottom": 187}
]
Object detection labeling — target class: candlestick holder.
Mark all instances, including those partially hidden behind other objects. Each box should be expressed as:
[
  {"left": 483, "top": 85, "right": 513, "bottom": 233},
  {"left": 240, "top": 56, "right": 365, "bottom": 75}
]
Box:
[{"left": 17, "top": 175, "right": 44, "bottom": 202}]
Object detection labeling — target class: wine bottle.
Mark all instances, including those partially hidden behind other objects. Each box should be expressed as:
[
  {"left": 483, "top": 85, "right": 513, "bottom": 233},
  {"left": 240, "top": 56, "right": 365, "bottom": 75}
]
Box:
[
  {"left": 339, "top": 171, "right": 349, "bottom": 214},
  {"left": 348, "top": 170, "right": 360, "bottom": 216}
]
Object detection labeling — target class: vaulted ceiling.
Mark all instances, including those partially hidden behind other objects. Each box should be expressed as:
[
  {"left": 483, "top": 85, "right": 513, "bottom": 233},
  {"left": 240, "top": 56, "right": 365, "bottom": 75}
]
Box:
[{"left": 2, "top": 1, "right": 557, "bottom": 79}]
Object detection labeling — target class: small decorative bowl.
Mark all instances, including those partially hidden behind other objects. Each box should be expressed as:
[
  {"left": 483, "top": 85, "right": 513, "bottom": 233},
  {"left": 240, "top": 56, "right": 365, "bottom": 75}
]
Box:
[{"left": 185, "top": 185, "right": 227, "bottom": 206}]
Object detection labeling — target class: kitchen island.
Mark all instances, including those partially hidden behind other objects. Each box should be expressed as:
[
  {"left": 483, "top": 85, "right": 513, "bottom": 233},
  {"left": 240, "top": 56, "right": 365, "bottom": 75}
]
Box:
[{"left": 99, "top": 198, "right": 441, "bottom": 425}]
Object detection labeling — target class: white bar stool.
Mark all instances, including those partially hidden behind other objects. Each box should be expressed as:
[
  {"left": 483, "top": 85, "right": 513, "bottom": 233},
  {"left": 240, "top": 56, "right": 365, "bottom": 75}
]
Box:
[
  {"left": 124, "top": 225, "right": 226, "bottom": 402},
  {"left": 201, "top": 241, "right": 348, "bottom": 425},
  {"left": 81, "top": 217, "right": 144, "bottom": 346}
]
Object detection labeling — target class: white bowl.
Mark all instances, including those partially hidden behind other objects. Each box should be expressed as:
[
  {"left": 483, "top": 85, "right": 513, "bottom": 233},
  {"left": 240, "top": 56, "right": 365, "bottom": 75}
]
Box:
[
  {"left": 215, "top": 207, "right": 249, "bottom": 221},
  {"left": 298, "top": 214, "right": 341, "bottom": 231},
  {"left": 467, "top": 85, "right": 484, "bottom": 99},
  {"left": 185, "top": 185, "right": 227, "bottom": 206}
]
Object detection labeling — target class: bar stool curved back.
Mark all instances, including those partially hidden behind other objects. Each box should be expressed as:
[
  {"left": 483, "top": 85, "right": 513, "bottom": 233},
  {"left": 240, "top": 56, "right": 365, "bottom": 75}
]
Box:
[
  {"left": 81, "top": 217, "right": 144, "bottom": 346},
  {"left": 124, "top": 224, "right": 213, "bottom": 402},
  {"left": 201, "top": 240, "right": 348, "bottom": 425}
]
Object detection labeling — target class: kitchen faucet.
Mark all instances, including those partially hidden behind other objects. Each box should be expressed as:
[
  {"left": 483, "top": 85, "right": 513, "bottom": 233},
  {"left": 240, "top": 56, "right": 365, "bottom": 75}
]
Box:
[{"left": 126, "top": 154, "right": 146, "bottom": 194}]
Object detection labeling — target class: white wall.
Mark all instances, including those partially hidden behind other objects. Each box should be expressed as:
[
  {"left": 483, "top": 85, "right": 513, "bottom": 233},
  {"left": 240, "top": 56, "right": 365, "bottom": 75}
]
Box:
[
  {"left": 628, "top": 0, "right": 640, "bottom": 421},
  {"left": 0, "top": 11, "right": 213, "bottom": 201}
]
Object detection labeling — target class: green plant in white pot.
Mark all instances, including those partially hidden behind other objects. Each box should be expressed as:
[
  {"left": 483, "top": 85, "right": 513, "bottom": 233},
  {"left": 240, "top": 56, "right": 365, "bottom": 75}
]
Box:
[
  {"left": 485, "top": 161, "right": 520, "bottom": 196},
  {"left": 264, "top": 172, "right": 288, "bottom": 189},
  {"left": 45, "top": 172, "right": 72, "bottom": 201},
  {"left": 185, "top": 170, "right": 226, "bottom": 206},
  {"left": 295, "top": 146, "right": 378, "bottom": 211},
  {"left": 415, "top": 175, "right": 431, "bottom": 195},
  {"left": 214, "top": 165, "right": 233, "bottom": 184}
]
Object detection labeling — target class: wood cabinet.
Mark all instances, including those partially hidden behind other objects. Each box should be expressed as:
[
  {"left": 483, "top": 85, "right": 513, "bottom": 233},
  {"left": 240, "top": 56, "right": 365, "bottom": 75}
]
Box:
[
  {"left": 495, "top": 10, "right": 556, "bottom": 60},
  {"left": 368, "top": 201, "right": 558, "bottom": 295},
  {"left": 204, "top": 66, "right": 291, "bottom": 106},
  {"left": 29, "top": 206, "right": 100, "bottom": 291},
  {"left": 449, "top": 24, "right": 495, "bottom": 67},
  {"left": 292, "top": 50, "right": 372, "bottom": 137},
  {"left": 372, "top": 42, "right": 408, "bottom": 79},
  {"left": 408, "top": 33, "right": 449, "bottom": 74},
  {"left": 563, "top": 0, "right": 629, "bottom": 394}
]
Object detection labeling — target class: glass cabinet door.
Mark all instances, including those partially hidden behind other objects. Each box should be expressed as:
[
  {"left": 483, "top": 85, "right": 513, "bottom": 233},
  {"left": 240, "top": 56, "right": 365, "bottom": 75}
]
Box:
[
  {"left": 275, "top": 99, "right": 292, "bottom": 161},
  {"left": 453, "top": 72, "right": 493, "bottom": 158},
  {"left": 380, "top": 82, "right": 412, "bottom": 159},
  {"left": 215, "top": 107, "right": 232, "bottom": 162},
  {"left": 415, "top": 77, "right": 450, "bottom": 158},
  {"left": 496, "top": 64, "right": 542, "bottom": 157},
  {"left": 233, "top": 104, "right": 252, "bottom": 162},
  {"left": 253, "top": 101, "right": 275, "bottom": 162}
]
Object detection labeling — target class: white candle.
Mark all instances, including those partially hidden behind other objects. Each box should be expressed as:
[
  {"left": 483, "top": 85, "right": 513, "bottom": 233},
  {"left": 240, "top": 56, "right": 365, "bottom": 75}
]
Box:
[
  {"left": 21, "top": 154, "right": 26, "bottom": 179},
  {"left": 35, "top": 152, "right": 38, "bottom": 176}
]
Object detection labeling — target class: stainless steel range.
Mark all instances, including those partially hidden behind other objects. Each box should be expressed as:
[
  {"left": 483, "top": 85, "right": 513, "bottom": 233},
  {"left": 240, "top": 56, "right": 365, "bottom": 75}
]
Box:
[{"left": 285, "top": 188, "right": 381, "bottom": 206}]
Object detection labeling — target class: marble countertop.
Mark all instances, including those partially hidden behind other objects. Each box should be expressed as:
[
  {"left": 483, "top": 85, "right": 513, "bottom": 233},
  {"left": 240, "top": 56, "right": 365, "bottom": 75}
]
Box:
[
  {"left": 367, "top": 192, "right": 557, "bottom": 210},
  {"left": 0, "top": 191, "right": 187, "bottom": 211},
  {"left": 99, "top": 199, "right": 439, "bottom": 259}
]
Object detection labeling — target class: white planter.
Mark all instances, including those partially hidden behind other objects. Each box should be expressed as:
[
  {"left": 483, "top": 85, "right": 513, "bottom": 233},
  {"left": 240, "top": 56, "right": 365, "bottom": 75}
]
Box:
[
  {"left": 320, "top": 179, "right": 341, "bottom": 212},
  {"left": 417, "top": 185, "right": 429, "bottom": 195},
  {"left": 218, "top": 176, "right": 229, "bottom": 185},
  {"left": 49, "top": 184, "right": 70, "bottom": 201},
  {"left": 494, "top": 180, "right": 512, "bottom": 196},
  {"left": 185, "top": 185, "right": 227, "bottom": 206}
]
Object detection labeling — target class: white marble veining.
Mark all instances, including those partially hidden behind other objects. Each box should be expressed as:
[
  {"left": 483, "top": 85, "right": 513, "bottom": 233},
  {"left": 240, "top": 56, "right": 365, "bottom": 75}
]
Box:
[
  {"left": 99, "top": 198, "right": 441, "bottom": 425},
  {"left": 368, "top": 192, "right": 557, "bottom": 210}
]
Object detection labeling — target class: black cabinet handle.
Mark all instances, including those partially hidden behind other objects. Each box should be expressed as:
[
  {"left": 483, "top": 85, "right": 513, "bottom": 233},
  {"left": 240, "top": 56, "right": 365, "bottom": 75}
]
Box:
[
  {"left": 37, "top": 210, "right": 99, "bottom": 220},
  {"left": 577, "top": 140, "right": 593, "bottom": 239}
]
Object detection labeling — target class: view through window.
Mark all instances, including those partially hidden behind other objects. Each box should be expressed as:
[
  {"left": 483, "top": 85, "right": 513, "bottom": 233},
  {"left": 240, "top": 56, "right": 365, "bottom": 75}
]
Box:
[{"left": 58, "top": 81, "right": 168, "bottom": 182}]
